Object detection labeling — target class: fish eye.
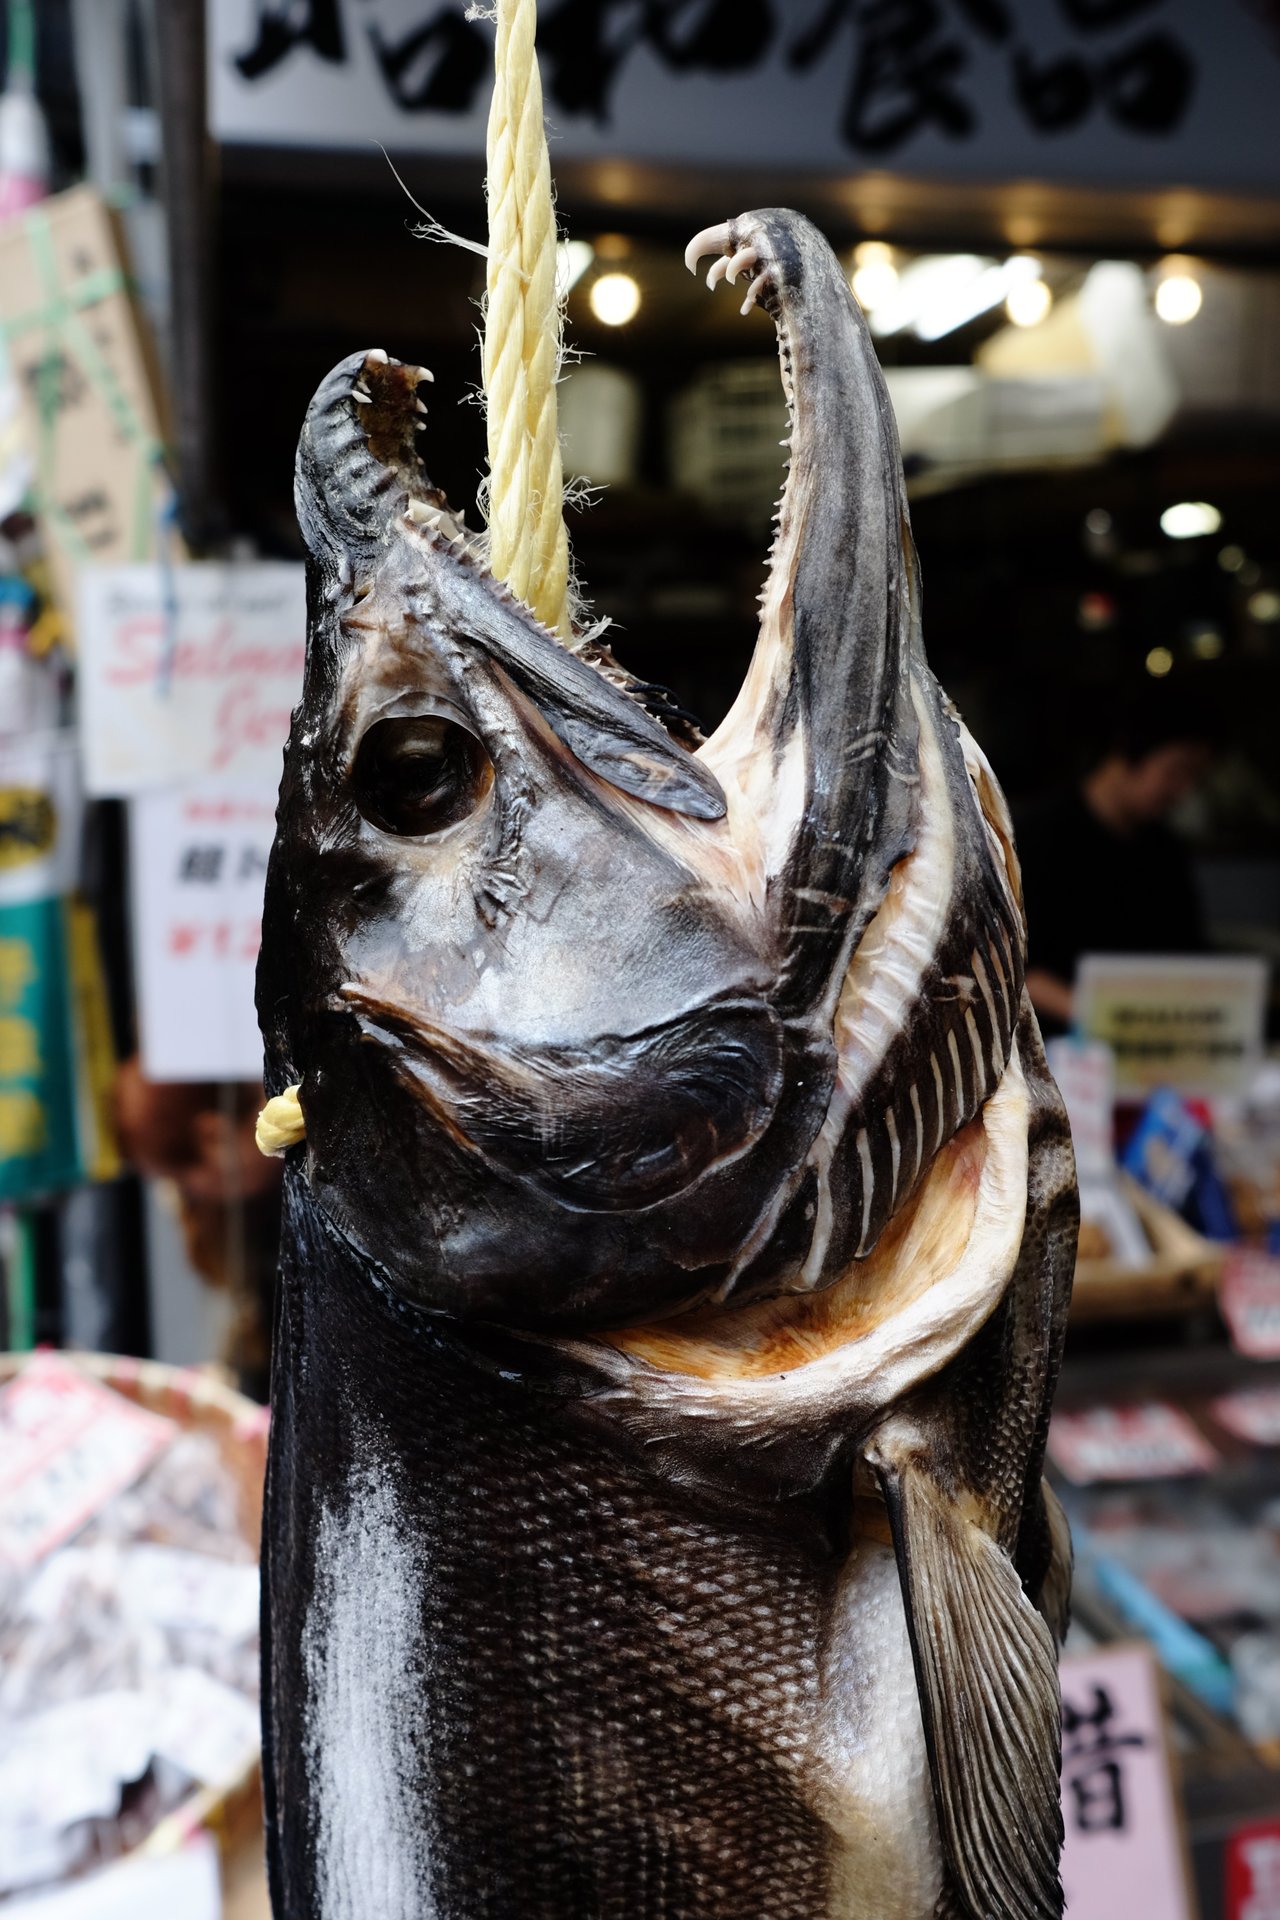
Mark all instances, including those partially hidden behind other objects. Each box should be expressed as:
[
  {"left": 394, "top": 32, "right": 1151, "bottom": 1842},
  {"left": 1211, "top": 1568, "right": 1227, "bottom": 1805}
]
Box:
[{"left": 352, "top": 715, "right": 493, "bottom": 838}]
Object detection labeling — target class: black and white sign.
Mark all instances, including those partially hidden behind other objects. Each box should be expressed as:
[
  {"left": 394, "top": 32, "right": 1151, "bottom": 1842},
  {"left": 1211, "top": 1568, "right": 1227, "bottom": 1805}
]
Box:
[{"left": 210, "top": 0, "right": 1280, "bottom": 194}]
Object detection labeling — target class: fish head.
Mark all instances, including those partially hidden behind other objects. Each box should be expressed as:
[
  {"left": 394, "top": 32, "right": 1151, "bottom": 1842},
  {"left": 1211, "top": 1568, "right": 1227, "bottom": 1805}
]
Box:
[
  {"left": 260, "top": 349, "right": 801, "bottom": 1328},
  {"left": 259, "top": 211, "right": 1023, "bottom": 1334}
]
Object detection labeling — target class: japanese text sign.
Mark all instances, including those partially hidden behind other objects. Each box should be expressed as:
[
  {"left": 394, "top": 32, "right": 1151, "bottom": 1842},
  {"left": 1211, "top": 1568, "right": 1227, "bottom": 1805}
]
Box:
[
  {"left": 77, "top": 562, "right": 304, "bottom": 796},
  {"left": 211, "top": 0, "right": 1280, "bottom": 196},
  {"left": 1049, "top": 1403, "right": 1218, "bottom": 1484},
  {"left": 1060, "top": 1644, "right": 1192, "bottom": 1918},
  {"left": 1076, "top": 954, "right": 1268, "bottom": 1102},
  {"left": 130, "top": 779, "right": 276, "bottom": 1082}
]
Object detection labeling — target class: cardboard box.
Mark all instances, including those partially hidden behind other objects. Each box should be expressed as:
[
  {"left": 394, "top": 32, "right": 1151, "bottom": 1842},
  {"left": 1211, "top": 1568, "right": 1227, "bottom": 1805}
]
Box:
[{"left": 0, "top": 185, "right": 180, "bottom": 631}]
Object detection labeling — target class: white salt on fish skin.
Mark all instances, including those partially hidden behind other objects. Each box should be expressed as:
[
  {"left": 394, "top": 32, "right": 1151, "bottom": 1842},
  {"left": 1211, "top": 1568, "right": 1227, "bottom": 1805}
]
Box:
[{"left": 304, "top": 1446, "right": 437, "bottom": 1919}]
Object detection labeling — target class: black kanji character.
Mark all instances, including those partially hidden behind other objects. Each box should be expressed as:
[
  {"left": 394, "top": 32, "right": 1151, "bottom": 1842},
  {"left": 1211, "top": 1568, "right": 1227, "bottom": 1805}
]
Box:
[
  {"left": 235, "top": 0, "right": 345, "bottom": 81},
  {"left": 539, "top": 0, "right": 774, "bottom": 124},
  {"left": 180, "top": 846, "right": 225, "bottom": 883},
  {"left": 1099, "top": 30, "right": 1194, "bottom": 132},
  {"left": 1062, "top": 1684, "right": 1148, "bottom": 1836},
  {"left": 1068, "top": 1757, "right": 1128, "bottom": 1834},
  {"left": 1057, "top": 0, "right": 1163, "bottom": 28},
  {"left": 1012, "top": 45, "right": 1094, "bottom": 131},
  {"left": 790, "top": 1, "right": 975, "bottom": 153},
  {"left": 643, "top": 0, "right": 775, "bottom": 72},
  {"left": 951, "top": 0, "right": 1012, "bottom": 42},
  {"left": 368, "top": 10, "right": 490, "bottom": 114}
]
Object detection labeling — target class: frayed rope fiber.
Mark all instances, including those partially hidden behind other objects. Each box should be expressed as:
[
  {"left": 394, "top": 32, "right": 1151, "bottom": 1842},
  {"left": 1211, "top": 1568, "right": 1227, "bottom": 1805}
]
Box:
[{"left": 482, "top": 0, "right": 572, "bottom": 639}]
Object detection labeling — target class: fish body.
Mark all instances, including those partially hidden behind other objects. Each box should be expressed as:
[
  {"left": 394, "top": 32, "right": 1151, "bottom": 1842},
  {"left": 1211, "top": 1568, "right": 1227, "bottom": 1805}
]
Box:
[{"left": 258, "top": 209, "right": 1077, "bottom": 1919}]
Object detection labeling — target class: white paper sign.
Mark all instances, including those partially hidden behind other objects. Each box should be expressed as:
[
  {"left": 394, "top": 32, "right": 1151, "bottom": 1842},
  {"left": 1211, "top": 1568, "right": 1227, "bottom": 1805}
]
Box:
[
  {"left": 130, "top": 780, "right": 276, "bottom": 1082},
  {"left": 1060, "top": 1644, "right": 1192, "bottom": 1919},
  {"left": 4, "top": 1835, "right": 221, "bottom": 1920},
  {"left": 77, "top": 563, "right": 304, "bottom": 796},
  {"left": 1076, "top": 953, "right": 1269, "bottom": 1101}
]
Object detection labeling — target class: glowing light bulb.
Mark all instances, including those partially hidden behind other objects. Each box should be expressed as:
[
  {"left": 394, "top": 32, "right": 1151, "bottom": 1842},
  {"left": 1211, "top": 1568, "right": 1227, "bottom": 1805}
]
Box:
[
  {"left": 851, "top": 241, "right": 899, "bottom": 314},
  {"left": 589, "top": 272, "right": 641, "bottom": 327},
  {"left": 1145, "top": 646, "right": 1174, "bottom": 677},
  {"left": 1005, "top": 277, "right": 1052, "bottom": 328},
  {"left": 1160, "top": 501, "right": 1221, "bottom": 540},
  {"left": 1154, "top": 265, "right": 1202, "bottom": 325}
]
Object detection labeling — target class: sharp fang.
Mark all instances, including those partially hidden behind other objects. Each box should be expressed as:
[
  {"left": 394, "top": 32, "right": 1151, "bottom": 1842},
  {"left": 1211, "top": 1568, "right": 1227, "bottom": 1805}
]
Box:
[
  {"left": 366, "top": 347, "right": 389, "bottom": 364},
  {"left": 351, "top": 386, "right": 372, "bottom": 404},
  {"left": 414, "top": 398, "right": 428, "bottom": 415},
  {"left": 684, "top": 222, "right": 732, "bottom": 274},
  {"left": 742, "top": 270, "right": 770, "bottom": 316},
  {"left": 407, "top": 499, "right": 442, "bottom": 527},
  {"left": 412, "top": 367, "right": 435, "bottom": 384},
  {"left": 706, "top": 256, "right": 731, "bottom": 291},
  {"left": 724, "top": 245, "right": 757, "bottom": 286}
]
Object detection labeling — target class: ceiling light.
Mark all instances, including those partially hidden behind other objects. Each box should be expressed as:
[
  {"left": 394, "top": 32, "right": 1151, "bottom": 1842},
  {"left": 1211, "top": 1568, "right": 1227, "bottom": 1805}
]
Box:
[
  {"left": 1154, "top": 261, "right": 1202, "bottom": 325},
  {"left": 851, "top": 241, "right": 899, "bottom": 314},
  {"left": 556, "top": 240, "right": 594, "bottom": 298},
  {"left": 1145, "top": 646, "right": 1174, "bottom": 677},
  {"left": 914, "top": 253, "right": 1042, "bottom": 343},
  {"left": 589, "top": 272, "right": 641, "bottom": 327},
  {"left": 868, "top": 254, "right": 985, "bottom": 338},
  {"left": 1248, "top": 589, "right": 1280, "bottom": 624},
  {"left": 1006, "top": 277, "right": 1052, "bottom": 328},
  {"left": 1160, "top": 501, "right": 1221, "bottom": 539}
]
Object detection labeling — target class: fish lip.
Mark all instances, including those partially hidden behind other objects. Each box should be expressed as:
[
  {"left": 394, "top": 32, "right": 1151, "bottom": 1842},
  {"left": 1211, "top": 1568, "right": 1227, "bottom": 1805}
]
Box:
[
  {"left": 332, "top": 983, "right": 788, "bottom": 1217},
  {"left": 333, "top": 990, "right": 485, "bottom": 1154}
]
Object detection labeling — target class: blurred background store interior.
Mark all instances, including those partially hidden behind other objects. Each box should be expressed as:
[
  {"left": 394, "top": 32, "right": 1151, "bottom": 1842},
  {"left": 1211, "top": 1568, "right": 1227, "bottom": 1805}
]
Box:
[{"left": 2, "top": 2, "right": 1280, "bottom": 1916}]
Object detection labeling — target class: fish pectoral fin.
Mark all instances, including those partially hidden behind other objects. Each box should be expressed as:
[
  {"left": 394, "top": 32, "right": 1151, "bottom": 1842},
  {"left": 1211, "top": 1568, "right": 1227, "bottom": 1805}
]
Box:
[{"left": 867, "top": 1425, "right": 1064, "bottom": 1920}]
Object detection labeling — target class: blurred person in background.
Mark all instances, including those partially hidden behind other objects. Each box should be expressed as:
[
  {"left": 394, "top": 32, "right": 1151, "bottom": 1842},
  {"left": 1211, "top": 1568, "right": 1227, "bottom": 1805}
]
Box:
[
  {"left": 113, "top": 1061, "right": 280, "bottom": 1396},
  {"left": 1016, "top": 680, "right": 1220, "bottom": 1036}
]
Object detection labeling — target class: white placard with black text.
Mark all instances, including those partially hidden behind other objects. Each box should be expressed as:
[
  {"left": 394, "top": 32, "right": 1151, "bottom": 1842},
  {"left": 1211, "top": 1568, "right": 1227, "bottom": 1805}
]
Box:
[{"left": 130, "top": 780, "right": 276, "bottom": 1082}]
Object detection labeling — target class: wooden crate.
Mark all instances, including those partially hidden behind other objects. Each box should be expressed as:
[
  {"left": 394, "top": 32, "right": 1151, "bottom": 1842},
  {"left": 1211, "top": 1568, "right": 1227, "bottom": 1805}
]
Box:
[{"left": 1071, "top": 1175, "right": 1225, "bottom": 1321}]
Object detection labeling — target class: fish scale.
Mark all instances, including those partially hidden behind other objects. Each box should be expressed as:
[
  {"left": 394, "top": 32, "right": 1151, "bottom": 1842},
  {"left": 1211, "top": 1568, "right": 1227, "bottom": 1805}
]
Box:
[{"left": 265, "top": 1176, "right": 842, "bottom": 1920}]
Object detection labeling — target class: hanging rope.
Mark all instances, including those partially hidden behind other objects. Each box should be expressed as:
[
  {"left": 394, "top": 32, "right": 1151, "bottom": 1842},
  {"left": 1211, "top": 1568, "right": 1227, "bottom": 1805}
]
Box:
[
  {"left": 259, "top": 0, "right": 573, "bottom": 1157},
  {"left": 482, "top": 0, "right": 571, "bottom": 638}
]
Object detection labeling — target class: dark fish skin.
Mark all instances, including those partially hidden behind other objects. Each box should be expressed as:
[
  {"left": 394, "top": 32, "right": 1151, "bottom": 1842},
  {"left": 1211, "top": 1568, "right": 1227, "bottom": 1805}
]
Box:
[
  {"left": 264, "top": 1176, "right": 844, "bottom": 1920},
  {"left": 258, "top": 208, "right": 1077, "bottom": 1920}
]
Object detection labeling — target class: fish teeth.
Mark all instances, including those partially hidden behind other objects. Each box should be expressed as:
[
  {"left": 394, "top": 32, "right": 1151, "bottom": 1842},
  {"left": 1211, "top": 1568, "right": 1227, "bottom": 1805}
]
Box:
[
  {"left": 684, "top": 222, "right": 733, "bottom": 275},
  {"left": 725, "top": 244, "right": 758, "bottom": 287}
]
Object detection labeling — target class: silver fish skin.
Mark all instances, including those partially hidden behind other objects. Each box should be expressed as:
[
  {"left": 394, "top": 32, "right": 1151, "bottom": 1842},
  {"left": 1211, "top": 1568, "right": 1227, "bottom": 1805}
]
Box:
[{"left": 258, "top": 207, "right": 1077, "bottom": 1920}]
